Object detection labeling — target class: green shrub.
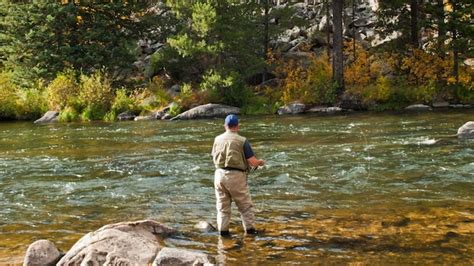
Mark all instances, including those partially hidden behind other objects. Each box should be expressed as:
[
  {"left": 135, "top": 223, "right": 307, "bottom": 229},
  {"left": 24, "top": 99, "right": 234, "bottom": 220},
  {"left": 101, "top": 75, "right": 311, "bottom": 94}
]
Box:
[
  {"left": 46, "top": 70, "right": 79, "bottom": 110},
  {"left": 111, "top": 89, "right": 139, "bottom": 114},
  {"left": 15, "top": 87, "right": 48, "bottom": 120},
  {"left": 78, "top": 71, "right": 114, "bottom": 120},
  {"left": 0, "top": 72, "right": 19, "bottom": 119},
  {"left": 168, "top": 102, "right": 182, "bottom": 117},
  {"left": 80, "top": 105, "right": 106, "bottom": 121},
  {"left": 200, "top": 70, "right": 249, "bottom": 107},
  {"left": 59, "top": 106, "right": 80, "bottom": 122},
  {"left": 363, "top": 76, "right": 392, "bottom": 104}
]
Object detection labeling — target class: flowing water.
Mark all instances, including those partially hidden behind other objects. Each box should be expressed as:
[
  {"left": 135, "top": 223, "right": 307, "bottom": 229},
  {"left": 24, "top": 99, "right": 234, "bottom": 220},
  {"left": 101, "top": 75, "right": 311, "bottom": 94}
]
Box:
[{"left": 0, "top": 111, "right": 473, "bottom": 264}]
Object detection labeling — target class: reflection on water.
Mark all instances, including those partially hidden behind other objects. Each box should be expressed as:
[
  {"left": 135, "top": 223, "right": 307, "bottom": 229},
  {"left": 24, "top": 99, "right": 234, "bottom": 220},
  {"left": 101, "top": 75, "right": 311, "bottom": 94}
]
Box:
[{"left": 0, "top": 110, "right": 473, "bottom": 264}]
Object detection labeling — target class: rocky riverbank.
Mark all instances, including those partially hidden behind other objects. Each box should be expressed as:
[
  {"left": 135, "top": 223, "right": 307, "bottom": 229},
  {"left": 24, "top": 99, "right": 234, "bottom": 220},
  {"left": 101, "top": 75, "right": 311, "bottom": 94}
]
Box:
[{"left": 24, "top": 220, "right": 213, "bottom": 266}]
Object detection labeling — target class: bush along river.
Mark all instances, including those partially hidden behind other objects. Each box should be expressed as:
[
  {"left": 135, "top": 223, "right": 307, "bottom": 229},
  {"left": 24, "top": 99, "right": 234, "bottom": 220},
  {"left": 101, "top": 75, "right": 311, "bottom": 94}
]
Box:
[{"left": 0, "top": 110, "right": 473, "bottom": 264}]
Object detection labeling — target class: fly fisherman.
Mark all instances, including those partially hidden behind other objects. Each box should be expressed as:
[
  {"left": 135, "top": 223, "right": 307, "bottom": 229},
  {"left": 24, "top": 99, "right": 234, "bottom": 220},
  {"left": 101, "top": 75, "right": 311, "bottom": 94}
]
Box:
[{"left": 212, "top": 114, "right": 265, "bottom": 237}]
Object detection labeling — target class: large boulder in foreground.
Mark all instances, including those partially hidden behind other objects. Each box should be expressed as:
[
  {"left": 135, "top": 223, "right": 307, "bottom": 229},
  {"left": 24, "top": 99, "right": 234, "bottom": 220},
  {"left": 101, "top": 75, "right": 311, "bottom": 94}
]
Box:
[
  {"left": 24, "top": 239, "right": 61, "bottom": 266},
  {"left": 457, "top": 121, "right": 474, "bottom": 139},
  {"left": 57, "top": 220, "right": 175, "bottom": 266},
  {"left": 152, "top": 247, "right": 210, "bottom": 266},
  {"left": 171, "top": 103, "right": 240, "bottom": 120},
  {"left": 34, "top": 111, "right": 59, "bottom": 123}
]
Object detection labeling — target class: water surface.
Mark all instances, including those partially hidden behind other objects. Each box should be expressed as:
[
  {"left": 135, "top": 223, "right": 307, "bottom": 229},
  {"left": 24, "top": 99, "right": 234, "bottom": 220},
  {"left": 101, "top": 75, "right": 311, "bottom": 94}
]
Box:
[{"left": 0, "top": 110, "right": 473, "bottom": 264}]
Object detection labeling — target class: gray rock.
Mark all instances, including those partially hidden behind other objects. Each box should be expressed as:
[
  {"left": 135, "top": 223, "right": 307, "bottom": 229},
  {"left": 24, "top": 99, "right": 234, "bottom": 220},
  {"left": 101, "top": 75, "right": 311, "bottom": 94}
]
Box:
[
  {"left": 161, "top": 113, "right": 172, "bottom": 120},
  {"left": 194, "top": 221, "right": 216, "bottom": 233},
  {"left": 277, "top": 102, "right": 306, "bottom": 115},
  {"left": 24, "top": 239, "right": 61, "bottom": 266},
  {"left": 57, "top": 220, "right": 175, "bottom": 266},
  {"left": 171, "top": 104, "right": 240, "bottom": 120},
  {"left": 117, "top": 111, "right": 136, "bottom": 121},
  {"left": 432, "top": 101, "right": 450, "bottom": 108},
  {"left": 450, "top": 104, "right": 472, "bottom": 109},
  {"left": 307, "top": 106, "right": 343, "bottom": 114},
  {"left": 152, "top": 247, "right": 210, "bottom": 266},
  {"left": 457, "top": 121, "right": 474, "bottom": 139},
  {"left": 405, "top": 104, "right": 431, "bottom": 111},
  {"left": 34, "top": 111, "right": 59, "bottom": 124},
  {"left": 134, "top": 115, "right": 155, "bottom": 121}
]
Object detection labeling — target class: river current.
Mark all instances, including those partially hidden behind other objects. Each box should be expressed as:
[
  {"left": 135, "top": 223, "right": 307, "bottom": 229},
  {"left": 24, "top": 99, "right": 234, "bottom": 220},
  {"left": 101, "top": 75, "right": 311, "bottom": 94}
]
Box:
[{"left": 0, "top": 110, "right": 473, "bottom": 264}]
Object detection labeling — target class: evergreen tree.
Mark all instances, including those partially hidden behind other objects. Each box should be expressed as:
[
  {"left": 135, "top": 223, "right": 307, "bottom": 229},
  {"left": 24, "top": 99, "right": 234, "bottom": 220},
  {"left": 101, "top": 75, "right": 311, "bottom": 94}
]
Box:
[{"left": 0, "top": 1, "right": 159, "bottom": 86}]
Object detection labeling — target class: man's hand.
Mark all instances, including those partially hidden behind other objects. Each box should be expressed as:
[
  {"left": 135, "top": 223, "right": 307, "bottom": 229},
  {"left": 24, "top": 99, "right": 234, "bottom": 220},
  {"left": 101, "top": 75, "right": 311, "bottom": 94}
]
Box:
[{"left": 247, "top": 156, "right": 265, "bottom": 168}]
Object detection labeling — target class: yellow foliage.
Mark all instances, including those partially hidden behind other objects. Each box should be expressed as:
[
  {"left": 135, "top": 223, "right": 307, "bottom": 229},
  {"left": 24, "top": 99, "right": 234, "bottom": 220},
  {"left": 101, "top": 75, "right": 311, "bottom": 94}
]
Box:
[
  {"left": 275, "top": 53, "right": 334, "bottom": 105},
  {"left": 401, "top": 49, "right": 452, "bottom": 85}
]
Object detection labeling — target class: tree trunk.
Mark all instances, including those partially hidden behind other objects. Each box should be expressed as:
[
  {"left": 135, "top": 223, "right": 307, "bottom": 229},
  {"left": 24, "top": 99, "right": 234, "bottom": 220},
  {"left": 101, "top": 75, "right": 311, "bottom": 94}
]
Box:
[
  {"left": 352, "top": 0, "right": 356, "bottom": 60},
  {"left": 262, "top": 0, "right": 269, "bottom": 84},
  {"left": 410, "top": 0, "right": 419, "bottom": 48},
  {"left": 437, "top": 0, "right": 446, "bottom": 54},
  {"left": 451, "top": 0, "right": 459, "bottom": 82},
  {"left": 332, "top": 0, "right": 344, "bottom": 94},
  {"left": 325, "top": 0, "right": 330, "bottom": 62}
]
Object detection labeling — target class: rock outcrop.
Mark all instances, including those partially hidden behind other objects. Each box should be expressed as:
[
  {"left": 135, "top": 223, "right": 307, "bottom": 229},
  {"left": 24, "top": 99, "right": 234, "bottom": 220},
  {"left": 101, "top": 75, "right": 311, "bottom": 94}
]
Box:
[
  {"left": 405, "top": 104, "right": 431, "bottom": 111},
  {"left": 152, "top": 247, "right": 210, "bottom": 266},
  {"left": 57, "top": 220, "right": 175, "bottom": 266},
  {"left": 171, "top": 103, "right": 240, "bottom": 120},
  {"left": 117, "top": 111, "right": 136, "bottom": 121},
  {"left": 23, "top": 239, "right": 62, "bottom": 266},
  {"left": 34, "top": 111, "right": 59, "bottom": 124},
  {"left": 277, "top": 102, "right": 306, "bottom": 115},
  {"left": 457, "top": 121, "right": 474, "bottom": 139}
]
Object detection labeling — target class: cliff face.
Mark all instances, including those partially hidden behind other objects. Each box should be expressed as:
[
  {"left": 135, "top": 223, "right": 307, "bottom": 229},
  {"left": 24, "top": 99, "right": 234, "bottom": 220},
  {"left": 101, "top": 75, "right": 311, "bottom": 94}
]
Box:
[{"left": 134, "top": 1, "right": 383, "bottom": 79}]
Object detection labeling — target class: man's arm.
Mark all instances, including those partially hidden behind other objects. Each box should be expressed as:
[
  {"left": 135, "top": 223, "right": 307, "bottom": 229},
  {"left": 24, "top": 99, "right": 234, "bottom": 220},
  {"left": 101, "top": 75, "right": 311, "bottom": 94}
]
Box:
[
  {"left": 247, "top": 156, "right": 265, "bottom": 168},
  {"left": 243, "top": 140, "right": 265, "bottom": 168}
]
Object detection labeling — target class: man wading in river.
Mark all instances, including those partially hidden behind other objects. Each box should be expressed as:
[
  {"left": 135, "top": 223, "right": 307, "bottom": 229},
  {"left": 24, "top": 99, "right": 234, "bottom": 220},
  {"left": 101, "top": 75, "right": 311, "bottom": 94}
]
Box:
[{"left": 212, "top": 114, "right": 265, "bottom": 237}]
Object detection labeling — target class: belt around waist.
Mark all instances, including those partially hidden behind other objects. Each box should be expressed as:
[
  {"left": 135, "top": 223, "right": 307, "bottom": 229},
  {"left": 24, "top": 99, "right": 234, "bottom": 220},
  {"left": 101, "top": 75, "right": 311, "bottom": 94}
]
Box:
[{"left": 219, "top": 167, "right": 246, "bottom": 172}]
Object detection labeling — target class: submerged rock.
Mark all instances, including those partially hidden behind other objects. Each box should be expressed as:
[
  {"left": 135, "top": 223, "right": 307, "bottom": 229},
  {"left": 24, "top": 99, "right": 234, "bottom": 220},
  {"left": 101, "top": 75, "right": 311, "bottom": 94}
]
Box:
[
  {"left": 307, "top": 106, "right": 343, "bottom": 114},
  {"left": 432, "top": 101, "right": 450, "bottom": 108},
  {"left": 277, "top": 102, "right": 306, "bottom": 115},
  {"left": 34, "top": 111, "right": 59, "bottom": 123},
  {"left": 194, "top": 221, "right": 216, "bottom": 233},
  {"left": 171, "top": 103, "right": 240, "bottom": 120},
  {"left": 57, "top": 220, "right": 175, "bottom": 266},
  {"left": 152, "top": 247, "right": 210, "bottom": 266},
  {"left": 24, "top": 239, "right": 62, "bottom": 266},
  {"left": 405, "top": 104, "right": 431, "bottom": 111},
  {"left": 457, "top": 121, "right": 474, "bottom": 139}
]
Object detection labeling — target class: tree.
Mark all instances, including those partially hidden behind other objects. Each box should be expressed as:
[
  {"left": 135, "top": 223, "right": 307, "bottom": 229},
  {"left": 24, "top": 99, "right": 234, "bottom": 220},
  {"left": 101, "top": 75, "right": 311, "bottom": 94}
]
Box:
[
  {"left": 0, "top": 1, "right": 159, "bottom": 86},
  {"left": 332, "top": 0, "right": 344, "bottom": 94}
]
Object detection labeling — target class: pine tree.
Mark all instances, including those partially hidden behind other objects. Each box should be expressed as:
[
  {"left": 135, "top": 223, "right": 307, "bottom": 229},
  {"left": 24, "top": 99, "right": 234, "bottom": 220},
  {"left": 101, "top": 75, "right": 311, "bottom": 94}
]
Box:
[{"left": 0, "top": 1, "right": 159, "bottom": 86}]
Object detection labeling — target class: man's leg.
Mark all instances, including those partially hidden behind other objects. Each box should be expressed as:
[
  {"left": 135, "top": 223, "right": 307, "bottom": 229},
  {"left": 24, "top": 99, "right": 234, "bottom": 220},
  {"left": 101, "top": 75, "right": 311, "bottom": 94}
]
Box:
[
  {"left": 226, "top": 171, "right": 255, "bottom": 231},
  {"left": 214, "top": 169, "right": 232, "bottom": 234}
]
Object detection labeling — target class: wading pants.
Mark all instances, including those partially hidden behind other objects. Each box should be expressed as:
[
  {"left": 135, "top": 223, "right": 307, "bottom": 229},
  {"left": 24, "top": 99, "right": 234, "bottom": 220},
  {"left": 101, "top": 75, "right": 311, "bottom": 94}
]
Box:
[{"left": 214, "top": 168, "right": 255, "bottom": 232}]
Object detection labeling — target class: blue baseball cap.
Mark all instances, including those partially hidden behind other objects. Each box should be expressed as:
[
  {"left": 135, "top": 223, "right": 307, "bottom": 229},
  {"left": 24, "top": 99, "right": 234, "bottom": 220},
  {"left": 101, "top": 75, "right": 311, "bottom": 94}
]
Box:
[{"left": 224, "top": 114, "right": 239, "bottom": 127}]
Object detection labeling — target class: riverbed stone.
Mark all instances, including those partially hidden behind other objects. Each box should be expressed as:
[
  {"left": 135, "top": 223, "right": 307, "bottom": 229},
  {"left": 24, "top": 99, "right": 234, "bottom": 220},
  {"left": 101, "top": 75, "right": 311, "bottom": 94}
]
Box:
[
  {"left": 152, "top": 247, "right": 210, "bottom": 266},
  {"left": 24, "top": 239, "right": 62, "bottom": 266},
  {"left": 117, "top": 111, "right": 136, "bottom": 121},
  {"left": 457, "top": 121, "right": 474, "bottom": 139},
  {"left": 194, "top": 221, "right": 216, "bottom": 233},
  {"left": 34, "top": 111, "right": 59, "bottom": 123},
  {"left": 432, "top": 101, "right": 450, "bottom": 108},
  {"left": 171, "top": 103, "right": 240, "bottom": 120},
  {"left": 57, "top": 220, "right": 176, "bottom": 266},
  {"left": 277, "top": 102, "right": 306, "bottom": 115},
  {"left": 134, "top": 115, "right": 155, "bottom": 121},
  {"left": 307, "top": 106, "right": 343, "bottom": 114},
  {"left": 405, "top": 104, "right": 431, "bottom": 111}
]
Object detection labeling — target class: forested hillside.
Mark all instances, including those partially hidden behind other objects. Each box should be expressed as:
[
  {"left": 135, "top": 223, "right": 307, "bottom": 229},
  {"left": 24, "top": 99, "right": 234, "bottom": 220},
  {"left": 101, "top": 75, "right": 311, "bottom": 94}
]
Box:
[{"left": 0, "top": 0, "right": 472, "bottom": 121}]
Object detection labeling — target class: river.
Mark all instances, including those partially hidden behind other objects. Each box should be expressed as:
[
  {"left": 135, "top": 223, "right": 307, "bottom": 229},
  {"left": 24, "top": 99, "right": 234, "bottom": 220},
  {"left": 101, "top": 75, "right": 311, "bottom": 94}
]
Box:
[{"left": 0, "top": 110, "right": 473, "bottom": 264}]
